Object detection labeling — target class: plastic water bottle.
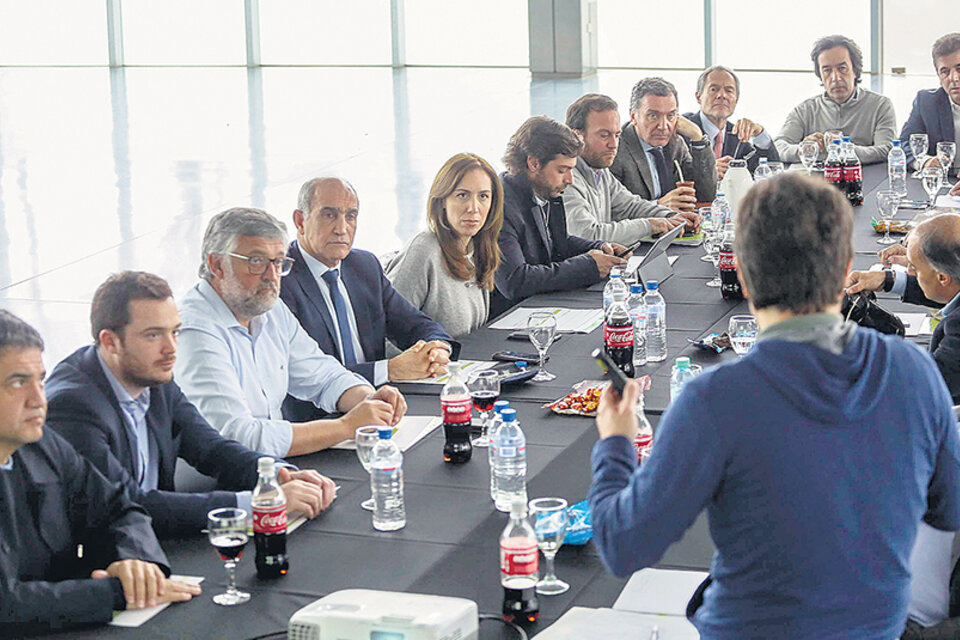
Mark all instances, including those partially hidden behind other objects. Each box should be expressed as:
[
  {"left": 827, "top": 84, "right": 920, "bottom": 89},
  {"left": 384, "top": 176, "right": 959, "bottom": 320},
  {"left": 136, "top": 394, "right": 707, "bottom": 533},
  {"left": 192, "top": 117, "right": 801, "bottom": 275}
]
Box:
[
  {"left": 370, "top": 428, "right": 405, "bottom": 531},
  {"left": 627, "top": 283, "right": 647, "bottom": 369},
  {"left": 493, "top": 408, "right": 527, "bottom": 513},
  {"left": 670, "top": 357, "right": 697, "bottom": 402},
  {"left": 711, "top": 192, "right": 732, "bottom": 228},
  {"left": 643, "top": 280, "right": 667, "bottom": 362},
  {"left": 888, "top": 139, "right": 907, "bottom": 197},
  {"left": 753, "top": 157, "right": 773, "bottom": 182},
  {"left": 602, "top": 269, "right": 628, "bottom": 313},
  {"left": 489, "top": 400, "right": 510, "bottom": 502}
]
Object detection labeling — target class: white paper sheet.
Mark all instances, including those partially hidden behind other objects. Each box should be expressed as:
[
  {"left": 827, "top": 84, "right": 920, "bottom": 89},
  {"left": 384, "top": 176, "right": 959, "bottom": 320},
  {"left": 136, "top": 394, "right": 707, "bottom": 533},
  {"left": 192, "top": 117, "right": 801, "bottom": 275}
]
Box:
[
  {"left": 403, "top": 359, "right": 495, "bottom": 385},
  {"left": 897, "top": 313, "right": 933, "bottom": 336},
  {"left": 935, "top": 194, "right": 960, "bottom": 210},
  {"left": 533, "top": 606, "right": 699, "bottom": 639},
  {"left": 331, "top": 415, "right": 442, "bottom": 452},
  {"left": 488, "top": 307, "right": 604, "bottom": 333},
  {"left": 109, "top": 575, "right": 204, "bottom": 627},
  {"left": 613, "top": 568, "right": 709, "bottom": 616}
]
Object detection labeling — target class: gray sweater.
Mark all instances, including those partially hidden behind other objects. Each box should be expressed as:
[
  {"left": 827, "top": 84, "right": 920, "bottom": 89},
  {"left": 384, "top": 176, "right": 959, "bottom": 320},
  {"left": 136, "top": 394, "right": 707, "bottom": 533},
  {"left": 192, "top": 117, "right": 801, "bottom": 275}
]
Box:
[
  {"left": 774, "top": 87, "right": 897, "bottom": 165},
  {"left": 385, "top": 231, "right": 489, "bottom": 339},
  {"left": 563, "top": 157, "right": 675, "bottom": 244}
]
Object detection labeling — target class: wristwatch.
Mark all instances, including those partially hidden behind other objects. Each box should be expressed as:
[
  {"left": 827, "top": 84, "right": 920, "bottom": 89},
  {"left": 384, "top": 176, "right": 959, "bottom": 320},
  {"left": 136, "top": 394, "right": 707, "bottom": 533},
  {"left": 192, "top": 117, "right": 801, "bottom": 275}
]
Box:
[{"left": 882, "top": 269, "right": 895, "bottom": 293}]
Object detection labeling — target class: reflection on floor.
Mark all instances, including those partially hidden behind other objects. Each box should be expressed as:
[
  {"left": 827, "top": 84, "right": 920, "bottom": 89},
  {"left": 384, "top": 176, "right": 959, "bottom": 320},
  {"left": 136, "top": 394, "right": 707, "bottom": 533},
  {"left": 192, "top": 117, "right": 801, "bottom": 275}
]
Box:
[{"left": 0, "top": 65, "right": 939, "bottom": 366}]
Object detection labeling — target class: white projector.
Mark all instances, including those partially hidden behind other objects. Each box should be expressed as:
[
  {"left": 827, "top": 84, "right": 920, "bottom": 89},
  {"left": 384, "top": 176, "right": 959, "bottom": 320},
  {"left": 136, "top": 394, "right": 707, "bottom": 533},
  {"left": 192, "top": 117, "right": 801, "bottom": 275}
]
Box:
[{"left": 287, "top": 589, "right": 479, "bottom": 640}]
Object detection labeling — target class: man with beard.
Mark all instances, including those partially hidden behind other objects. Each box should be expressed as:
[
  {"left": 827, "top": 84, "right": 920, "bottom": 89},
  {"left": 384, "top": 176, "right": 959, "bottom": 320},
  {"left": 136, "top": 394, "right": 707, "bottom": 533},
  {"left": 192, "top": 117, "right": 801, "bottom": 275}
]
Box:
[
  {"left": 45, "top": 271, "right": 337, "bottom": 537},
  {"left": 173, "top": 208, "right": 407, "bottom": 458}
]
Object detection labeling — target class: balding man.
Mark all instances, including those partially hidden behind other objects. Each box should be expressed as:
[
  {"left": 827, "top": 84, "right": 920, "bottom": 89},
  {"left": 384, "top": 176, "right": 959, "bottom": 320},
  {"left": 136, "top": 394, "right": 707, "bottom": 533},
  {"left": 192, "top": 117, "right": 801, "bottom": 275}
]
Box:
[{"left": 846, "top": 213, "right": 960, "bottom": 402}]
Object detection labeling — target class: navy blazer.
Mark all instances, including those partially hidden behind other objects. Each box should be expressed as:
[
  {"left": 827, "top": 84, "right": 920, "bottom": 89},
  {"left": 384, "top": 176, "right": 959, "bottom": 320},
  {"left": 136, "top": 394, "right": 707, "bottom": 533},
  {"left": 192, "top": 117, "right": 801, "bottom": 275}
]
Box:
[
  {"left": 899, "top": 87, "right": 957, "bottom": 171},
  {"left": 683, "top": 111, "right": 781, "bottom": 172},
  {"left": 493, "top": 171, "right": 604, "bottom": 317},
  {"left": 903, "top": 275, "right": 960, "bottom": 403},
  {"left": 0, "top": 430, "right": 168, "bottom": 634},
  {"left": 45, "top": 345, "right": 263, "bottom": 538}
]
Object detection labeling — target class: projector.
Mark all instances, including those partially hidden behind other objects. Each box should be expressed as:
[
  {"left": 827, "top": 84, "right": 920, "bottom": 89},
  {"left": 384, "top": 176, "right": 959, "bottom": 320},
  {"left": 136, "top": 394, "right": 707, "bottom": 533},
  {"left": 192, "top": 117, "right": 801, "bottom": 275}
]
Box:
[{"left": 288, "top": 589, "right": 478, "bottom": 640}]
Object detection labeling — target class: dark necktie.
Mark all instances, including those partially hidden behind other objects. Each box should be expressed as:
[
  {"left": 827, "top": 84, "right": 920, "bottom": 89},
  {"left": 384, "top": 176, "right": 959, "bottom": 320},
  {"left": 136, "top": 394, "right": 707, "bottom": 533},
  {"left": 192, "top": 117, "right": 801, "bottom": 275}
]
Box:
[
  {"left": 321, "top": 269, "right": 357, "bottom": 366},
  {"left": 650, "top": 146, "right": 674, "bottom": 198},
  {"left": 538, "top": 202, "right": 553, "bottom": 254}
]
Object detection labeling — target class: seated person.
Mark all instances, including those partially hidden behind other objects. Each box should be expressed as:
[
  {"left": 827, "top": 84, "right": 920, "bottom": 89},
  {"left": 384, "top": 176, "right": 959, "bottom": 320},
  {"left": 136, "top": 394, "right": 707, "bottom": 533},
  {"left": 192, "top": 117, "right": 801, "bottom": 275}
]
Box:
[
  {"left": 386, "top": 153, "right": 503, "bottom": 338},
  {"left": 494, "top": 116, "right": 627, "bottom": 316},
  {"left": 174, "top": 207, "right": 407, "bottom": 458},
  {"left": 685, "top": 65, "right": 780, "bottom": 178},
  {"left": 775, "top": 34, "right": 896, "bottom": 165},
  {"left": 45, "top": 271, "right": 336, "bottom": 538},
  {"left": 609, "top": 77, "right": 717, "bottom": 211},
  {"left": 589, "top": 174, "right": 960, "bottom": 638},
  {"left": 899, "top": 33, "right": 960, "bottom": 176},
  {"left": 562, "top": 93, "right": 696, "bottom": 244},
  {"left": 846, "top": 214, "right": 960, "bottom": 403},
  {"left": 0, "top": 310, "right": 200, "bottom": 634},
  {"left": 281, "top": 178, "right": 457, "bottom": 402}
]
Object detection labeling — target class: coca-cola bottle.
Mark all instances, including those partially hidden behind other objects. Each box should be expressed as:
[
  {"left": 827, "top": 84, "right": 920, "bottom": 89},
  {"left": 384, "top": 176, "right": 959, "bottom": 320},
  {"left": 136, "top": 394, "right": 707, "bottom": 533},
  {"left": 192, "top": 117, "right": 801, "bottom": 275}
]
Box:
[
  {"left": 718, "top": 223, "right": 743, "bottom": 301},
  {"left": 842, "top": 137, "right": 863, "bottom": 205},
  {"left": 252, "top": 457, "right": 289, "bottom": 579},
  {"left": 441, "top": 363, "right": 472, "bottom": 464},
  {"left": 824, "top": 139, "right": 844, "bottom": 192},
  {"left": 500, "top": 499, "right": 540, "bottom": 625},
  {"left": 604, "top": 297, "right": 634, "bottom": 377}
]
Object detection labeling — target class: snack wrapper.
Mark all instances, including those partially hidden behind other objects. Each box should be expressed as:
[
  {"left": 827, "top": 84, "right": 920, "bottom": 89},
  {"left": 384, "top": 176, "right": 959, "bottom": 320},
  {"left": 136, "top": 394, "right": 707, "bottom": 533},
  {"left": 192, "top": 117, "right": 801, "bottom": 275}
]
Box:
[
  {"left": 565, "top": 499, "right": 593, "bottom": 545},
  {"left": 692, "top": 332, "right": 731, "bottom": 353}
]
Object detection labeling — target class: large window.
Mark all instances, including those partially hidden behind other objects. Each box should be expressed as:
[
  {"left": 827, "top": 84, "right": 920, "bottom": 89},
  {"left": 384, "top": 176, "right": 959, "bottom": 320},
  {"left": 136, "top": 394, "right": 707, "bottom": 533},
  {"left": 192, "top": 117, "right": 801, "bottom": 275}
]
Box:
[
  {"left": 404, "top": 0, "right": 528, "bottom": 67},
  {"left": 597, "top": 0, "right": 704, "bottom": 69},
  {"left": 122, "top": 0, "right": 246, "bottom": 66},
  {"left": 883, "top": 3, "right": 960, "bottom": 75},
  {"left": 0, "top": 0, "right": 108, "bottom": 65}
]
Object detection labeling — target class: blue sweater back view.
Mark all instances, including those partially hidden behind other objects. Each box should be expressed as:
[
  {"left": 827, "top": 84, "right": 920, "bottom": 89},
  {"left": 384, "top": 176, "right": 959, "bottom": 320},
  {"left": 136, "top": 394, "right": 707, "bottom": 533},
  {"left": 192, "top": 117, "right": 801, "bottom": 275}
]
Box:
[{"left": 590, "top": 328, "right": 960, "bottom": 639}]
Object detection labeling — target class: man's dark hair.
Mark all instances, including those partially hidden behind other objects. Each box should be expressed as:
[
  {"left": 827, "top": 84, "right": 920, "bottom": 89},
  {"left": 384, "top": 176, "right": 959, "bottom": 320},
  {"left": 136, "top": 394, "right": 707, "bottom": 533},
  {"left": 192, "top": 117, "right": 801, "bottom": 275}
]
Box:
[
  {"left": 502, "top": 116, "right": 583, "bottom": 176},
  {"left": 0, "top": 310, "right": 43, "bottom": 354},
  {"left": 932, "top": 33, "right": 960, "bottom": 68},
  {"left": 566, "top": 94, "right": 618, "bottom": 132},
  {"left": 736, "top": 173, "right": 853, "bottom": 314},
  {"left": 811, "top": 35, "right": 863, "bottom": 85},
  {"left": 696, "top": 65, "right": 740, "bottom": 96},
  {"left": 91, "top": 271, "right": 174, "bottom": 344},
  {"left": 629, "top": 77, "right": 678, "bottom": 113}
]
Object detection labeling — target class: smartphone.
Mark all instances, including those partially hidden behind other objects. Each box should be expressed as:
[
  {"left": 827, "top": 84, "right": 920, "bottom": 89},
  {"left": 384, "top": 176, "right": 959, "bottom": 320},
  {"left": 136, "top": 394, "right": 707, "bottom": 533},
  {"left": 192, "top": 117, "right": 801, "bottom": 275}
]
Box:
[
  {"left": 591, "top": 347, "right": 628, "bottom": 395},
  {"left": 615, "top": 240, "right": 643, "bottom": 258},
  {"left": 492, "top": 351, "right": 544, "bottom": 363},
  {"left": 507, "top": 331, "right": 563, "bottom": 342}
]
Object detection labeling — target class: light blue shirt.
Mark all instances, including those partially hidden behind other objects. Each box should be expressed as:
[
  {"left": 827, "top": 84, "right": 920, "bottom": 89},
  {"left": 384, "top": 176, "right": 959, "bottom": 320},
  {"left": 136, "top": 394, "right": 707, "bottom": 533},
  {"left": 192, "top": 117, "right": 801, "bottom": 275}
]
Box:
[
  {"left": 638, "top": 138, "right": 664, "bottom": 199},
  {"left": 297, "top": 242, "right": 388, "bottom": 386},
  {"left": 96, "top": 351, "right": 157, "bottom": 491},
  {"left": 174, "top": 279, "right": 369, "bottom": 458},
  {"left": 0, "top": 458, "right": 12, "bottom": 471},
  {"left": 696, "top": 111, "right": 773, "bottom": 154}
]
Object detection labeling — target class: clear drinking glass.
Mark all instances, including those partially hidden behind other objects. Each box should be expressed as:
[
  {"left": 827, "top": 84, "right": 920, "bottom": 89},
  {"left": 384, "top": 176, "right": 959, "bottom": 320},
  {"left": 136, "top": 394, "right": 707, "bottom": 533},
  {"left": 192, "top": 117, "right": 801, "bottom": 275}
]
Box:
[
  {"left": 910, "top": 133, "right": 929, "bottom": 178},
  {"left": 799, "top": 141, "right": 820, "bottom": 175},
  {"left": 875, "top": 190, "right": 900, "bottom": 246},
  {"left": 529, "top": 497, "right": 569, "bottom": 596},
  {"left": 767, "top": 161, "right": 785, "bottom": 175},
  {"left": 527, "top": 312, "right": 557, "bottom": 382},
  {"left": 824, "top": 130, "right": 843, "bottom": 147},
  {"left": 922, "top": 166, "right": 944, "bottom": 212},
  {"left": 355, "top": 426, "right": 380, "bottom": 511},
  {"left": 697, "top": 206, "right": 714, "bottom": 262},
  {"left": 728, "top": 315, "right": 759, "bottom": 356},
  {"left": 207, "top": 507, "right": 251, "bottom": 606},
  {"left": 468, "top": 369, "right": 500, "bottom": 448},
  {"left": 703, "top": 230, "right": 722, "bottom": 288},
  {"left": 937, "top": 141, "right": 956, "bottom": 185}
]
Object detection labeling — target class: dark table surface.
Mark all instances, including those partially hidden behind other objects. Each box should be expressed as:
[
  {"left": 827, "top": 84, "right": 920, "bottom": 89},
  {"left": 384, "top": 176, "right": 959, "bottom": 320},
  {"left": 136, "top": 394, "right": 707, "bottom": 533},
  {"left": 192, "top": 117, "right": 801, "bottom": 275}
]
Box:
[{"left": 50, "top": 163, "right": 930, "bottom": 640}]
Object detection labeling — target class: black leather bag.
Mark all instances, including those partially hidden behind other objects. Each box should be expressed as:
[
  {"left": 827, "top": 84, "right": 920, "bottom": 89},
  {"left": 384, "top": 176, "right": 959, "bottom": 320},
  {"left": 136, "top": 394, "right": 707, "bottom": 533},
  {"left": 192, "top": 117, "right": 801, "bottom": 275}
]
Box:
[{"left": 841, "top": 291, "right": 906, "bottom": 336}]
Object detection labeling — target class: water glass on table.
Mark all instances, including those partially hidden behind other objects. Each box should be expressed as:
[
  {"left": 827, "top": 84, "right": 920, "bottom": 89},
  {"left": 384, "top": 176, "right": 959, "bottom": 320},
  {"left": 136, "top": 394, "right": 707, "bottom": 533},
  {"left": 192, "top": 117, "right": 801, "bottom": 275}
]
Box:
[
  {"left": 468, "top": 369, "right": 500, "bottom": 448},
  {"left": 875, "top": 190, "right": 901, "bottom": 246},
  {"left": 355, "top": 426, "right": 380, "bottom": 511},
  {"left": 799, "top": 140, "right": 820, "bottom": 175},
  {"left": 207, "top": 507, "right": 251, "bottom": 606},
  {"left": 728, "top": 315, "right": 758, "bottom": 356},
  {"left": 937, "top": 141, "right": 956, "bottom": 185},
  {"left": 922, "top": 166, "right": 944, "bottom": 212},
  {"left": 527, "top": 312, "right": 557, "bottom": 382},
  {"left": 910, "top": 133, "right": 929, "bottom": 178},
  {"left": 697, "top": 206, "right": 714, "bottom": 262},
  {"left": 529, "top": 497, "right": 569, "bottom": 596}
]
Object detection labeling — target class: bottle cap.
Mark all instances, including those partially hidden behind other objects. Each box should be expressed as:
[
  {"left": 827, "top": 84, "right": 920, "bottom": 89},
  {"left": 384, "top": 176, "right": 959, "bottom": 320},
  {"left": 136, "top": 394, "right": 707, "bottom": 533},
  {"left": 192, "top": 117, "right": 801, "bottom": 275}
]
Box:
[
  {"left": 832, "top": 139, "right": 841, "bottom": 145},
  {"left": 630, "top": 283, "right": 643, "bottom": 294},
  {"left": 645, "top": 280, "right": 659, "bottom": 290},
  {"left": 610, "top": 272, "right": 621, "bottom": 279},
  {"left": 716, "top": 192, "right": 725, "bottom": 197},
  {"left": 892, "top": 140, "right": 901, "bottom": 146},
  {"left": 378, "top": 428, "right": 393, "bottom": 439},
  {"left": 516, "top": 361, "right": 527, "bottom": 369},
  {"left": 257, "top": 457, "right": 275, "bottom": 473},
  {"left": 676, "top": 357, "right": 691, "bottom": 369},
  {"left": 759, "top": 157, "right": 767, "bottom": 163},
  {"left": 843, "top": 136, "right": 851, "bottom": 142},
  {"left": 494, "top": 400, "right": 510, "bottom": 413},
  {"left": 510, "top": 499, "right": 528, "bottom": 518},
  {"left": 501, "top": 408, "right": 517, "bottom": 422}
]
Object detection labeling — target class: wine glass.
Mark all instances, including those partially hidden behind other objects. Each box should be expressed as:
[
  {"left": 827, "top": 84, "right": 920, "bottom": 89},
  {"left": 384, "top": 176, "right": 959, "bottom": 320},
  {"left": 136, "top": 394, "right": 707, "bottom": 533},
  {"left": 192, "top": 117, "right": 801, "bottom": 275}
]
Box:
[
  {"left": 921, "top": 166, "right": 944, "bottom": 212},
  {"left": 728, "top": 315, "right": 759, "bottom": 356},
  {"left": 468, "top": 369, "right": 500, "bottom": 448},
  {"left": 875, "top": 190, "right": 900, "bottom": 246},
  {"left": 799, "top": 140, "right": 819, "bottom": 175},
  {"left": 527, "top": 312, "right": 557, "bottom": 382},
  {"left": 207, "top": 508, "right": 251, "bottom": 606},
  {"left": 703, "top": 229, "right": 722, "bottom": 288},
  {"left": 937, "top": 141, "right": 956, "bottom": 185},
  {"left": 355, "top": 426, "right": 380, "bottom": 511},
  {"left": 910, "top": 133, "right": 929, "bottom": 178},
  {"left": 529, "top": 497, "right": 569, "bottom": 596}
]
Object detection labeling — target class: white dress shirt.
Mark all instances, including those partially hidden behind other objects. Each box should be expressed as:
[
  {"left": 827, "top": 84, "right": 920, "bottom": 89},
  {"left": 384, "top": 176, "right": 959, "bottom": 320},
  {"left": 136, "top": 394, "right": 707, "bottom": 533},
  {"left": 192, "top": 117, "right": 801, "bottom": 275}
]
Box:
[{"left": 174, "top": 279, "right": 368, "bottom": 457}]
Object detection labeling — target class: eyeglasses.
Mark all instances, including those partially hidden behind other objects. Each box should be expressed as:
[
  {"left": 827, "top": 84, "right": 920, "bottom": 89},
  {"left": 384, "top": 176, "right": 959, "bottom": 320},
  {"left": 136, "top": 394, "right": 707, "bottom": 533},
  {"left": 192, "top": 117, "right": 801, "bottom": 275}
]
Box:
[{"left": 226, "top": 252, "right": 294, "bottom": 276}]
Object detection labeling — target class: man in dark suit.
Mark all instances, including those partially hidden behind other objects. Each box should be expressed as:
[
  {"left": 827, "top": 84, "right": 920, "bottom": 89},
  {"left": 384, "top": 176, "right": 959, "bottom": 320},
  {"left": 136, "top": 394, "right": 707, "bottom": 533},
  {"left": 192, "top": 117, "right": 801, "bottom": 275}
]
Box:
[
  {"left": 899, "top": 33, "right": 960, "bottom": 180},
  {"left": 610, "top": 77, "right": 716, "bottom": 212},
  {"left": 846, "top": 214, "right": 960, "bottom": 403},
  {"left": 684, "top": 65, "right": 780, "bottom": 179},
  {"left": 0, "top": 310, "right": 200, "bottom": 634},
  {"left": 46, "top": 271, "right": 336, "bottom": 538},
  {"left": 494, "top": 115, "right": 627, "bottom": 316}
]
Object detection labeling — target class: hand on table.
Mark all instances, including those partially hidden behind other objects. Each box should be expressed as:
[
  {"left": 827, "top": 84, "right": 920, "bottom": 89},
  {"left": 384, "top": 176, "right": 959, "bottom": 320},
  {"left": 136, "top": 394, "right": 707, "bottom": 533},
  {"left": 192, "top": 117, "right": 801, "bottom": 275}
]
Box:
[
  {"left": 278, "top": 467, "right": 338, "bottom": 517},
  {"left": 368, "top": 385, "right": 407, "bottom": 425},
  {"left": 389, "top": 340, "right": 450, "bottom": 380},
  {"left": 588, "top": 249, "right": 627, "bottom": 278},
  {"left": 951, "top": 181, "right": 960, "bottom": 198},
  {"left": 671, "top": 211, "right": 700, "bottom": 234},
  {"left": 595, "top": 379, "right": 640, "bottom": 441},
  {"left": 803, "top": 132, "right": 825, "bottom": 153},
  {"left": 91, "top": 560, "right": 201, "bottom": 609},
  {"left": 658, "top": 185, "right": 697, "bottom": 213},
  {"left": 604, "top": 242, "right": 631, "bottom": 258},
  {"left": 648, "top": 216, "right": 683, "bottom": 236}
]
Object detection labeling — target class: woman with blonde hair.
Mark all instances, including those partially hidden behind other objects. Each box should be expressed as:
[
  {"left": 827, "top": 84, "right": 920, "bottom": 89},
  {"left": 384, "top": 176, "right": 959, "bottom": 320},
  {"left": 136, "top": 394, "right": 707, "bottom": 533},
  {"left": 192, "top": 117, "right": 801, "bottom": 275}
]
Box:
[{"left": 386, "top": 153, "right": 503, "bottom": 338}]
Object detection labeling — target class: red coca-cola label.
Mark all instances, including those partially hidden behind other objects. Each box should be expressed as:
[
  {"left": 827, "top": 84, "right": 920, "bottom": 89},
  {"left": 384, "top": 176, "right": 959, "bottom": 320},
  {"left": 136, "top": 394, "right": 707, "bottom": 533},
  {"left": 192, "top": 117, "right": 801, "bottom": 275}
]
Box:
[
  {"left": 441, "top": 397, "right": 472, "bottom": 425},
  {"left": 843, "top": 165, "right": 862, "bottom": 181},
  {"left": 253, "top": 504, "right": 287, "bottom": 534},
  {"left": 634, "top": 433, "right": 653, "bottom": 461},
  {"left": 718, "top": 249, "right": 736, "bottom": 270},
  {"left": 604, "top": 324, "right": 633, "bottom": 348},
  {"left": 824, "top": 165, "right": 842, "bottom": 183},
  {"left": 500, "top": 537, "right": 539, "bottom": 576}
]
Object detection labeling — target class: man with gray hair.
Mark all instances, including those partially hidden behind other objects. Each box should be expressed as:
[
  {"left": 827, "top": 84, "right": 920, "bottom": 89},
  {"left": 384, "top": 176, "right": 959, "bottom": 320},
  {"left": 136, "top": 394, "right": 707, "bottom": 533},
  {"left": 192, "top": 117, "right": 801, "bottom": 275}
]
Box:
[
  {"left": 175, "top": 207, "right": 407, "bottom": 458},
  {"left": 610, "top": 77, "right": 716, "bottom": 212},
  {"left": 684, "top": 65, "right": 780, "bottom": 179}
]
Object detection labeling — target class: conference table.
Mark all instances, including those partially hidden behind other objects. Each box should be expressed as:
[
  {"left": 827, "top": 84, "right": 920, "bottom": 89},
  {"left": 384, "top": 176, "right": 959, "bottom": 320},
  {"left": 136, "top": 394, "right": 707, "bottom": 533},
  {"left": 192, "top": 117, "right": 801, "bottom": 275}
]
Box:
[{"left": 50, "top": 163, "right": 937, "bottom": 639}]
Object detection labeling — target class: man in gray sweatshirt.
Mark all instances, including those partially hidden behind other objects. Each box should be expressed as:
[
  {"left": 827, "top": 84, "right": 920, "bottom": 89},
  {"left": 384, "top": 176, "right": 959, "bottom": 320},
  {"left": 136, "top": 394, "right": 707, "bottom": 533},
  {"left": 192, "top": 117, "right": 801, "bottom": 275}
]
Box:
[{"left": 775, "top": 35, "right": 896, "bottom": 165}]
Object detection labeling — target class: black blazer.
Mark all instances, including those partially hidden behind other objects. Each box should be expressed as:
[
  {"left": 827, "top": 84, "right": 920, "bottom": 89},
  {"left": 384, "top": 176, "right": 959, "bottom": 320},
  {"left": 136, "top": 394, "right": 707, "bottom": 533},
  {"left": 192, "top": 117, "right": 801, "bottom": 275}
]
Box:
[
  {"left": 903, "top": 275, "right": 960, "bottom": 403},
  {"left": 493, "top": 171, "right": 604, "bottom": 316},
  {"left": 899, "top": 87, "right": 957, "bottom": 173},
  {"left": 683, "top": 111, "right": 781, "bottom": 172},
  {"left": 45, "top": 345, "right": 263, "bottom": 538},
  {"left": 0, "top": 430, "right": 168, "bottom": 634}
]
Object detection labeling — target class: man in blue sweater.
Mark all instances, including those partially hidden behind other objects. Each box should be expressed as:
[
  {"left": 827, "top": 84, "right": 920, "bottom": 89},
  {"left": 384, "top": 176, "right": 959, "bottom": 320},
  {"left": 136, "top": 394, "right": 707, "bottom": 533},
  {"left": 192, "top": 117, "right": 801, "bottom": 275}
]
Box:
[{"left": 589, "top": 172, "right": 960, "bottom": 639}]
